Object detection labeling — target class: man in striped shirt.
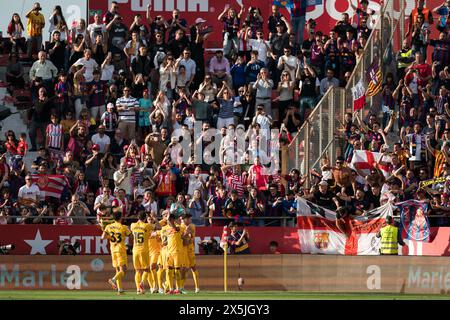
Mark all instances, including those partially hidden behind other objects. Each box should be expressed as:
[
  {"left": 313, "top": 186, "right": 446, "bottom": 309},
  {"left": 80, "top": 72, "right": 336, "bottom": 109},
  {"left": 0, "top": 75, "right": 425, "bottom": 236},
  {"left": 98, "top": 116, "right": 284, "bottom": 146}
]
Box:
[
  {"left": 46, "top": 114, "right": 64, "bottom": 155},
  {"left": 430, "top": 32, "right": 450, "bottom": 71},
  {"left": 116, "top": 87, "right": 139, "bottom": 141}
]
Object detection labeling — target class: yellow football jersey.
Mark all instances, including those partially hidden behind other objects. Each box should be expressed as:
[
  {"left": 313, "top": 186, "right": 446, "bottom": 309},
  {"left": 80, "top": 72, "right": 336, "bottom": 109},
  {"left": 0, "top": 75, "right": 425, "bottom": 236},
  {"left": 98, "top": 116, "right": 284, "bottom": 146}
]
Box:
[
  {"left": 164, "top": 223, "right": 185, "bottom": 255},
  {"left": 130, "top": 221, "right": 153, "bottom": 253},
  {"left": 104, "top": 222, "right": 131, "bottom": 253},
  {"left": 185, "top": 223, "right": 196, "bottom": 253}
]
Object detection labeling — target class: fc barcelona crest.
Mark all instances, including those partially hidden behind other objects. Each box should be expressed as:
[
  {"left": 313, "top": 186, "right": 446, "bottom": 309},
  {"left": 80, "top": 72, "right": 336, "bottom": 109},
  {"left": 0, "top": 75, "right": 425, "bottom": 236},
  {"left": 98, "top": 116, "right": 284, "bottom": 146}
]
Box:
[{"left": 314, "top": 232, "right": 329, "bottom": 250}]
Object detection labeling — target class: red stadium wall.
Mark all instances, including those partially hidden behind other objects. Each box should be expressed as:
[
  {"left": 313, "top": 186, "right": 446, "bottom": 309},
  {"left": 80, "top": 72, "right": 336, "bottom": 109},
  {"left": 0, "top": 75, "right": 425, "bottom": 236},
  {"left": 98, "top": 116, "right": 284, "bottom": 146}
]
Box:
[
  {"left": 86, "top": 0, "right": 403, "bottom": 49},
  {"left": 0, "top": 225, "right": 449, "bottom": 256}
]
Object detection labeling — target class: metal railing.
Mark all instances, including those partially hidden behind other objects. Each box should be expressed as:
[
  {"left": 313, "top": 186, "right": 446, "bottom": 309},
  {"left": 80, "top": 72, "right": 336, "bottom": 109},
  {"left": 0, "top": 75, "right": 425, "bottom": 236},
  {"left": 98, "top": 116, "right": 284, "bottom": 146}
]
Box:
[
  {"left": 344, "top": 0, "right": 406, "bottom": 122},
  {"left": 286, "top": 0, "right": 407, "bottom": 185},
  {"left": 287, "top": 86, "right": 345, "bottom": 187}
]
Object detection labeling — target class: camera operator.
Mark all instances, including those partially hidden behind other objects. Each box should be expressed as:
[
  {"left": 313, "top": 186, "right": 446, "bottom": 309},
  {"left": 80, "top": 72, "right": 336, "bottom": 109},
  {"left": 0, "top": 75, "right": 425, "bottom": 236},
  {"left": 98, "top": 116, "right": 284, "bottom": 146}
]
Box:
[{"left": 199, "top": 238, "right": 223, "bottom": 255}]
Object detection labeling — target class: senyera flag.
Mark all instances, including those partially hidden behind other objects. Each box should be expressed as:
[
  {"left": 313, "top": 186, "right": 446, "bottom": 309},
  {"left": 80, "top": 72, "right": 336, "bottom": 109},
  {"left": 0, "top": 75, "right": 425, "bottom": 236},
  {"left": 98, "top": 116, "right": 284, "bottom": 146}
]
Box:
[
  {"left": 397, "top": 200, "right": 431, "bottom": 242},
  {"left": 349, "top": 150, "right": 391, "bottom": 178},
  {"left": 297, "top": 197, "right": 393, "bottom": 255},
  {"left": 30, "top": 174, "right": 70, "bottom": 198}
]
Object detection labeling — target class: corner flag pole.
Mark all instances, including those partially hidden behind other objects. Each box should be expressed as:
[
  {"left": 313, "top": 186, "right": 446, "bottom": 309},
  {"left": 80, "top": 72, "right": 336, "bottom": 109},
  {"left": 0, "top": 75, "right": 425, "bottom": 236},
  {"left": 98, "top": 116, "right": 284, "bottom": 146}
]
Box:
[
  {"left": 224, "top": 241, "right": 228, "bottom": 292},
  {"left": 221, "top": 226, "right": 228, "bottom": 292}
]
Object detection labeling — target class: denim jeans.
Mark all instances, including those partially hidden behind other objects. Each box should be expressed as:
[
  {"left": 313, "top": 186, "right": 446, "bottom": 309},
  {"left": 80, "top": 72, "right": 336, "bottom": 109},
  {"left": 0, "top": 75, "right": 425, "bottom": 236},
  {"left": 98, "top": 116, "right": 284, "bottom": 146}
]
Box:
[{"left": 291, "top": 16, "right": 306, "bottom": 46}]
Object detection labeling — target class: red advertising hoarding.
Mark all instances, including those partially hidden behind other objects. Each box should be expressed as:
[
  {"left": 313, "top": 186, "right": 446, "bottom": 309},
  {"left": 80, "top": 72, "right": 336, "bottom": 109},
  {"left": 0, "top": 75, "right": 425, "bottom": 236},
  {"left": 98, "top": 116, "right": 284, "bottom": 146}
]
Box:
[
  {"left": 87, "top": 0, "right": 391, "bottom": 49},
  {"left": 0, "top": 225, "right": 300, "bottom": 255},
  {"left": 1, "top": 225, "right": 450, "bottom": 256}
]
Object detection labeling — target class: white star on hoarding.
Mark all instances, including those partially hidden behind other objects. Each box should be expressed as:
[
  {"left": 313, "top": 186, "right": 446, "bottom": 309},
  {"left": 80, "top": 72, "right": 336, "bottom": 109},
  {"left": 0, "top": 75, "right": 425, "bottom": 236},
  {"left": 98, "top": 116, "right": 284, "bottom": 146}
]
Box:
[{"left": 24, "top": 230, "right": 53, "bottom": 255}]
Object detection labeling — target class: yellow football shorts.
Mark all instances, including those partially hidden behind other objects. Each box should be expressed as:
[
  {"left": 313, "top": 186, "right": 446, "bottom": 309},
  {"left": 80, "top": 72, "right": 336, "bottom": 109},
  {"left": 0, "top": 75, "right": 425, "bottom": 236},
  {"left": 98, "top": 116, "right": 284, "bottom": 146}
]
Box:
[
  {"left": 150, "top": 251, "right": 160, "bottom": 265},
  {"left": 111, "top": 251, "right": 127, "bottom": 268},
  {"left": 186, "top": 251, "right": 196, "bottom": 268},
  {"left": 133, "top": 251, "right": 150, "bottom": 270},
  {"left": 166, "top": 251, "right": 185, "bottom": 269}
]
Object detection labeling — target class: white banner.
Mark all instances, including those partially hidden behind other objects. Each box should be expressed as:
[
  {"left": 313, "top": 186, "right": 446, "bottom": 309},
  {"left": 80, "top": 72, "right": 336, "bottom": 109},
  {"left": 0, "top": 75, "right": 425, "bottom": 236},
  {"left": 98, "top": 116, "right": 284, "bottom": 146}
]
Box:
[{"left": 297, "top": 197, "right": 394, "bottom": 255}]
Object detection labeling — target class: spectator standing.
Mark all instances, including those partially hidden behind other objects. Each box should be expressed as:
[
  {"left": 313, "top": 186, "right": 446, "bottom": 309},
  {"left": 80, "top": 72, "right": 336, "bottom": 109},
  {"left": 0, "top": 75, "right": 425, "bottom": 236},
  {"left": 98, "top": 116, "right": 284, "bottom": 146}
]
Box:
[
  {"left": 252, "top": 68, "right": 274, "bottom": 116},
  {"left": 26, "top": 2, "right": 45, "bottom": 59},
  {"left": 116, "top": 87, "right": 139, "bottom": 141},
  {"left": 218, "top": 4, "right": 245, "bottom": 57},
  {"left": 209, "top": 50, "right": 232, "bottom": 88},
  {"left": 7, "top": 13, "right": 27, "bottom": 54},
  {"left": 319, "top": 68, "right": 340, "bottom": 96}
]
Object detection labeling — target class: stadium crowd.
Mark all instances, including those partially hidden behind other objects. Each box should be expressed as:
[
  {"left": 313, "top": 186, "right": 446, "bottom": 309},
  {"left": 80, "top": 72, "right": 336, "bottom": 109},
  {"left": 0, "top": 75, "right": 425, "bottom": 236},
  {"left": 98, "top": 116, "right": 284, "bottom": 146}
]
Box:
[{"left": 0, "top": 0, "right": 447, "bottom": 230}]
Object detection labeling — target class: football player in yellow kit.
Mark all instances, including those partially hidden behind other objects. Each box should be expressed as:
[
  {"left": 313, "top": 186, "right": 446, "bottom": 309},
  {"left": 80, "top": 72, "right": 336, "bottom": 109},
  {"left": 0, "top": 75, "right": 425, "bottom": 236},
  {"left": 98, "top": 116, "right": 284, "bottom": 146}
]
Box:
[
  {"left": 130, "top": 210, "right": 153, "bottom": 294},
  {"left": 181, "top": 213, "right": 200, "bottom": 293},
  {"left": 144, "top": 210, "right": 162, "bottom": 293},
  {"left": 162, "top": 213, "right": 188, "bottom": 294},
  {"left": 102, "top": 210, "right": 132, "bottom": 294},
  {"left": 153, "top": 210, "right": 169, "bottom": 294}
]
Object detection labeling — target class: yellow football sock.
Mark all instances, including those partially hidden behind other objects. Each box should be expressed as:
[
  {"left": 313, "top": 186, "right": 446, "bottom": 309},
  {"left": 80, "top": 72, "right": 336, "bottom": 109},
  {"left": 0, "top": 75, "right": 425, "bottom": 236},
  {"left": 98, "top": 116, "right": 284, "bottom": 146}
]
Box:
[
  {"left": 157, "top": 268, "right": 164, "bottom": 289},
  {"left": 116, "top": 270, "right": 125, "bottom": 291},
  {"left": 175, "top": 269, "right": 182, "bottom": 290},
  {"left": 135, "top": 272, "right": 142, "bottom": 291},
  {"left": 166, "top": 269, "right": 174, "bottom": 291},
  {"left": 150, "top": 269, "right": 157, "bottom": 289},
  {"left": 142, "top": 271, "right": 150, "bottom": 289},
  {"left": 192, "top": 270, "right": 199, "bottom": 290}
]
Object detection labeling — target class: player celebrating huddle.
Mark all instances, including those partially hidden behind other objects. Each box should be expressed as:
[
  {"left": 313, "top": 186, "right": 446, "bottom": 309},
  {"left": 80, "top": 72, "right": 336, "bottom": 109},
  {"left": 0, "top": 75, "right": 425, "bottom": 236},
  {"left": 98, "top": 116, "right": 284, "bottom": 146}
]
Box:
[
  {"left": 181, "top": 213, "right": 200, "bottom": 293},
  {"left": 161, "top": 213, "right": 188, "bottom": 294},
  {"left": 155, "top": 210, "right": 169, "bottom": 293},
  {"left": 102, "top": 210, "right": 132, "bottom": 295},
  {"left": 145, "top": 211, "right": 163, "bottom": 293},
  {"left": 130, "top": 210, "right": 153, "bottom": 294}
]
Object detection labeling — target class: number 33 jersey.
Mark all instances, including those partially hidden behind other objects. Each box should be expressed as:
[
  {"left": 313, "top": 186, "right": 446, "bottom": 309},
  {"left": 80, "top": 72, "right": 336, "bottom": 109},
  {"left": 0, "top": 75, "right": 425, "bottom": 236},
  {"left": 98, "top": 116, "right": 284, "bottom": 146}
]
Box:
[
  {"left": 104, "top": 222, "right": 132, "bottom": 254},
  {"left": 130, "top": 221, "right": 153, "bottom": 253}
]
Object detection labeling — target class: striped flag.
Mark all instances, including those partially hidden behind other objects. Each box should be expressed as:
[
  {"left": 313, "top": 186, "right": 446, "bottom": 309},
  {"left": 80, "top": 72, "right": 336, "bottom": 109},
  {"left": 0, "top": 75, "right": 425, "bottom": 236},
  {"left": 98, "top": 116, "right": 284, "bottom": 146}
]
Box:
[
  {"left": 397, "top": 200, "right": 431, "bottom": 242},
  {"left": 366, "top": 60, "right": 382, "bottom": 97},
  {"left": 351, "top": 79, "right": 366, "bottom": 111},
  {"left": 296, "top": 197, "right": 393, "bottom": 255},
  {"left": 31, "top": 174, "right": 70, "bottom": 198},
  {"left": 349, "top": 150, "right": 391, "bottom": 178}
]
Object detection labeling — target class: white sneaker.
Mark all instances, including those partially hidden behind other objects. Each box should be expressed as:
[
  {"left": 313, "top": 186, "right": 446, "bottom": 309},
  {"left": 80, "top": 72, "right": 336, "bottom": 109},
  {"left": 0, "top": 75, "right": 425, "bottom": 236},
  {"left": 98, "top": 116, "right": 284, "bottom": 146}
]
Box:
[
  {"left": 180, "top": 288, "right": 188, "bottom": 294},
  {"left": 158, "top": 288, "right": 164, "bottom": 294},
  {"left": 195, "top": 288, "right": 200, "bottom": 293}
]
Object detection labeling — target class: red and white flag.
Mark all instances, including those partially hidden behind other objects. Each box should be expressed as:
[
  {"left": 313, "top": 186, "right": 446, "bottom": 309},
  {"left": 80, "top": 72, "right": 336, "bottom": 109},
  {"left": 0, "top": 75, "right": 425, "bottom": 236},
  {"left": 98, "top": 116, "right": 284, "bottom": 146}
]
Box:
[
  {"left": 296, "top": 197, "right": 393, "bottom": 255},
  {"left": 349, "top": 150, "right": 391, "bottom": 177},
  {"left": 31, "top": 175, "right": 70, "bottom": 198},
  {"left": 220, "top": 226, "right": 228, "bottom": 249},
  {"left": 351, "top": 79, "right": 366, "bottom": 111}
]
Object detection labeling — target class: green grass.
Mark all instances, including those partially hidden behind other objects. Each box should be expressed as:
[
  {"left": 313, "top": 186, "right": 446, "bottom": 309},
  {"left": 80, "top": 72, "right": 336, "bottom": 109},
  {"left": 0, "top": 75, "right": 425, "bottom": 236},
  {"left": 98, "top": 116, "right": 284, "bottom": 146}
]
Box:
[{"left": 0, "top": 290, "right": 449, "bottom": 300}]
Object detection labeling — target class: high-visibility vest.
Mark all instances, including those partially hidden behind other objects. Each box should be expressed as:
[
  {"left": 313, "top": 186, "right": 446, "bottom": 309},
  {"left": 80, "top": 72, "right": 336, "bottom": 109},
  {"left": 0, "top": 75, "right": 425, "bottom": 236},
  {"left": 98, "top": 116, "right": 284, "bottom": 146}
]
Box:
[
  {"left": 411, "top": 8, "right": 431, "bottom": 24},
  {"left": 398, "top": 49, "right": 413, "bottom": 69},
  {"left": 380, "top": 225, "right": 399, "bottom": 255}
]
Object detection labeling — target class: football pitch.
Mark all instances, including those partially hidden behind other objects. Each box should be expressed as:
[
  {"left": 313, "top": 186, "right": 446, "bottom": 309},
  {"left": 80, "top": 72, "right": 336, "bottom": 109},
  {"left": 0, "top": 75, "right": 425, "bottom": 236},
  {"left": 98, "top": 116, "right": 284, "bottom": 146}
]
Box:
[{"left": 0, "top": 290, "right": 450, "bottom": 300}]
